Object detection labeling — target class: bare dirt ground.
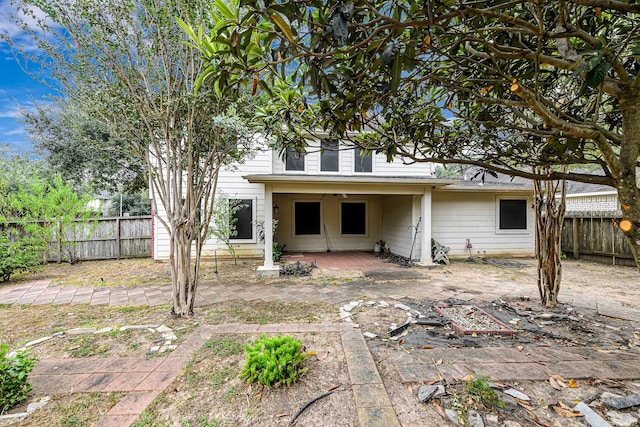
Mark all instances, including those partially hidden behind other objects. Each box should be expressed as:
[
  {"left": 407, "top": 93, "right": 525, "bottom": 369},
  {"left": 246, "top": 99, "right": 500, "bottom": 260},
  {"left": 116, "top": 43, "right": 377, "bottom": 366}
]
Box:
[{"left": 2, "top": 257, "right": 640, "bottom": 426}]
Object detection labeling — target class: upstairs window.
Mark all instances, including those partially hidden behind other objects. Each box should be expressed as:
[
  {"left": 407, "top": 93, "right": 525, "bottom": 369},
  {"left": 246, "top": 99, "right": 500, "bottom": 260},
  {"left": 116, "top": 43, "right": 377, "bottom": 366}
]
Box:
[
  {"left": 354, "top": 148, "right": 372, "bottom": 173},
  {"left": 285, "top": 147, "right": 305, "bottom": 171},
  {"left": 499, "top": 199, "right": 527, "bottom": 230},
  {"left": 320, "top": 139, "right": 339, "bottom": 172}
]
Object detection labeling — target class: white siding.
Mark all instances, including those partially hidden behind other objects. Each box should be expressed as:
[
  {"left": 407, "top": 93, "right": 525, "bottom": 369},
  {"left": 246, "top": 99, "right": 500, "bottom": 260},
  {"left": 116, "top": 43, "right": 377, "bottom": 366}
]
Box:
[
  {"left": 272, "top": 140, "right": 435, "bottom": 177},
  {"left": 432, "top": 191, "right": 535, "bottom": 257},
  {"left": 381, "top": 195, "right": 415, "bottom": 258},
  {"left": 153, "top": 149, "right": 272, "bottom": 261}
]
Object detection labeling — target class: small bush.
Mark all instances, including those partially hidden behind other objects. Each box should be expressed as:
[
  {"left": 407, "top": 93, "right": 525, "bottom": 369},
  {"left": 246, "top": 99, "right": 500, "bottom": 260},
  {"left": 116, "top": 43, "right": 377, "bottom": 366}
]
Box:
[
  {"left": 0, "top": 344, "right": 37, "bottom": 412},
  {"left": 279, "top": 261, "right": 316, "bottom": 277},
  {"left": 0, "top": 231, "right": 41, "bottom": 282},
  {"left": 466, "top": 375, "right": 504, "bottom": 408},
  {"left": 240, "top": 334, "right": 308, "bottom": 388}
]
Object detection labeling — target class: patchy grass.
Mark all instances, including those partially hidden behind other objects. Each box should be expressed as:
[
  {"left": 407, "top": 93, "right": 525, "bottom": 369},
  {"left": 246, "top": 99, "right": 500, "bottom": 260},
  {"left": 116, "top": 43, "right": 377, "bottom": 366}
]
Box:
[
  {"left": 203, "top": 300, "right": 333, "bottom": 325},
  {"left": 202, "top": 337, "right": 244, "bottom": 357},
  {"left": 21, "top": 392, "right": 124, "bottom": 427}
]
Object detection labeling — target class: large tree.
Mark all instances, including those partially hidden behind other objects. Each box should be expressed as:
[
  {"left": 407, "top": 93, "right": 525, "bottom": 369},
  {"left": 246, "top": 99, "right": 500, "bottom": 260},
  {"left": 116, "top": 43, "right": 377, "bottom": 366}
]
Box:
[
  {"left": 21, "top": 102, "right": 147, "bottom": 194},
  {"left": 189, "top": 0, "right": 640, "bottom": 271},
  {"left": 6, "top": 0, "right": 260, "bottom": 316}
]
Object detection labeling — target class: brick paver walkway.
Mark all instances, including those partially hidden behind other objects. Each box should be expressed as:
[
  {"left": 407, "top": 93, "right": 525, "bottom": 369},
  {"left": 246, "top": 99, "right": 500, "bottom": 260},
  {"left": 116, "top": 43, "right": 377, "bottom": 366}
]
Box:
[{"left": 2, "top": 254, "right": 640, "bottom": 426}]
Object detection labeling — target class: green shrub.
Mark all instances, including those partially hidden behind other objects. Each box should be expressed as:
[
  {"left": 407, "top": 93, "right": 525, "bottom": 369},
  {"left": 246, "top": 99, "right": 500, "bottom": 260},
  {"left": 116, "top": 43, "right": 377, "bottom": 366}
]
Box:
[
  {"left": 240, "top": 335, "right": 308, "bottom": 388},
  {"left": 466, "top": 375, "right": 504, "bottom": 408},
  {"left": 0, "top": 231, "right": 42, "bottom": 282},
  {"left": 0, "top": 344, "right": 37, "bottom": 412}
]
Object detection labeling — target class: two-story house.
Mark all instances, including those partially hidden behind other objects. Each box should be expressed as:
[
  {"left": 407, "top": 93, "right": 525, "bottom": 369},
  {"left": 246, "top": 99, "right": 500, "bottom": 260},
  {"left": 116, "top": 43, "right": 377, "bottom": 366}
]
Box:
[{"left": 152, "top": 139, "right": 535, "bottom": 277}]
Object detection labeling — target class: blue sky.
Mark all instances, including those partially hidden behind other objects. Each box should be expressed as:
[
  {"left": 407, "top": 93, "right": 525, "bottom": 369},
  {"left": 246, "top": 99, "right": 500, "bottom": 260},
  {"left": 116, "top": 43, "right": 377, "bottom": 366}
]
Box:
[{"left": 0, "top": 0, "right": 53, "bottom": 153}]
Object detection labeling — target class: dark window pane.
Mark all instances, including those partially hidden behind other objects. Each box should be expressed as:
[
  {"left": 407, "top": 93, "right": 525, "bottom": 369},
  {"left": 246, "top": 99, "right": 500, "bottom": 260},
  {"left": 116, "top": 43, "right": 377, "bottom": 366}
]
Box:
[
  {"left": 341, "top": 202, "right": 366, "bottom": 234},
  {"left": 321, "top": 139, "right": 339, "bottom": 172},
  {"left": 286, "top": 148, "right": 305, "bottom": 171},
  {"left": 231, "top": 199, "right": 253, "bottom": 239},
  {"left": 295, "top": 202, "right": 321, "bottom": 235},
  {"left": 354, "top": 148, "right": 372, "bottom": 172},
  {"left": 499, "top": 199, "right": 527, "bottom": 230}
]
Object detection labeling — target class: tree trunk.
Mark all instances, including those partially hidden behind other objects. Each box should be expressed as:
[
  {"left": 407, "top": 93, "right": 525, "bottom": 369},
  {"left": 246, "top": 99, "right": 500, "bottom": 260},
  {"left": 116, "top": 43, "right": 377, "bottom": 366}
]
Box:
[
  {"left": 534, "top": 168, "right": 566, "bottom": 308},
  {"left": 618, "top": 95, "right": 640, "bottom": 271},
  {"left": 170, "top": 222, "right": 198, "bottom": 317}
]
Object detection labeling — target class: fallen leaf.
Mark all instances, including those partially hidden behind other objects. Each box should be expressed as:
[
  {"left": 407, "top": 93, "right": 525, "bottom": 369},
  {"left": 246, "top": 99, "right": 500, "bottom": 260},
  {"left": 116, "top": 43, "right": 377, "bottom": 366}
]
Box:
[
  {"left": 471, "top": 332, "right": 478, "bottom": 338},
  {"left": 399, "top": 339, "right": 405, "bottom": 345},
  {"left": 247, "top": 384, "right": 252, "bottom": 395},
  {"left": 461, "top": 374, "right": 474, "bottom": 382},
  {"left": 275, "top": 413, "right": 288, "bottom": 418},
  {"left": 568, "top": 379, "right": 580, "bottom": 388},
  {"left": 548, "top": 377, "right": 563, "bottom": 391},
  {"left": 551, "top": 404, "right": 584, "bottom": 418},
  {"left": 422, "top": 345, "right": 433, "bottom": 349},
  {"left": 328, "top": 384, "right": 340, "bottom": 391},
  {"left": 517, "top": 345, "right": 524, "bottom": 351},
  {"left": 306, "top": 351, "right": 317, "bottom": 356},
  {"left": 432, "top": 401, "right": 445, "bottom": 417},
  {"left": 434, "top": 358, "right": 443, "bottom": 365},
  {"left": 549, "top": 374, "right": 567, "bottom": 387}
]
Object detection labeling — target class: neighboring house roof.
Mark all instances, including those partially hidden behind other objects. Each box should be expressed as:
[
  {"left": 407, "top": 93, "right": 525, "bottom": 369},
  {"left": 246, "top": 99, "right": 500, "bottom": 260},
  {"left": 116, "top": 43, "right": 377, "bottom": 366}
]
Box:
[{"left": 564, "top": 180, "right": 617, "bottom": 197}]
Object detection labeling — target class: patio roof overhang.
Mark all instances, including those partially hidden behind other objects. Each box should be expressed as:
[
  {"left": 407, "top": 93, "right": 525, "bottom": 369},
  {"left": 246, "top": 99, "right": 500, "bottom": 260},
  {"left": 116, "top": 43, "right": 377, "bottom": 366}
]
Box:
[{"left": 243, "top": 174, "right": 457, "bottom": 195}]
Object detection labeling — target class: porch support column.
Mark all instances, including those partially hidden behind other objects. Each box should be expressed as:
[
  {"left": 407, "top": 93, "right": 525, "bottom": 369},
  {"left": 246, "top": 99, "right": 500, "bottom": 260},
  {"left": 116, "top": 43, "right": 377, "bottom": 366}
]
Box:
[
  {"left": 257, "top": 184, "right": 280, "bottom": 278},
  {"left": 419, "top": 187, "right": 434, "bottom": 266}
]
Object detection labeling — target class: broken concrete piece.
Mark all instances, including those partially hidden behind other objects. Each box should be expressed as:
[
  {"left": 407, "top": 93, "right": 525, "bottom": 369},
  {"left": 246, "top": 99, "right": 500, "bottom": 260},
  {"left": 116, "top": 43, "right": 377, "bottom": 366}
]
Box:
[
  {"left": 363, "top": 332, "right": 378, "bottom": 339},
  {"left": 606, "top": 411, "right": 638, "bottom": 427},
  {"left": 467, "top": 410, "right": 484, "bottom": 427},
  {"left": 68, "top": 327, "right": 98, "bottom": 336},
  {"left": 444, "top": 408, "right": 461, "bottom": 426},
  {"left": 394, "top": 303, "right": 412, "bottom": 311},
  {"left": 52, "top": 332, "right": 65, "bottom": 338},
  {"left": 162, "top": 333, "right": 178, "bottom": 341},
  {"left": 25, "top": 336, "right": 52, "bottom": 347},
  {"left": 604, "top": 393, "right": 640, "bottom": 410},
  {"left": 342, "top": 304, "right": 357, "bottom": 313},
  {"left": 485, "top": 414, "right": 499, "bottom": 426},
  {"left": 377, "top": 301, "right": 389, "bottom": 308},
  {"left": 26, "top": 396, "right": 50, "bottom": 414},
  {"left": 418, "top": 384, "right": 444, "bottom": 403},
  {"left": 94, "top": 327, "right": 112, "bottom": 334},
  {"left": 120, "top": 324, "right": 160, "bottom": 331},
  {"left": 503, "top": 388, "right": 530, "bottom": 401},
  {"left": 340, "top": 309, "right": 353, "bottom": 322},
  {"left": 156, "top": 325, "right": 172, "bottom": 333},
  {"left": 574, "top": 402, "right": 613, "bottom": 427},
  {"left": 415, "top": 318, "right": 449, "bottom": 326}
]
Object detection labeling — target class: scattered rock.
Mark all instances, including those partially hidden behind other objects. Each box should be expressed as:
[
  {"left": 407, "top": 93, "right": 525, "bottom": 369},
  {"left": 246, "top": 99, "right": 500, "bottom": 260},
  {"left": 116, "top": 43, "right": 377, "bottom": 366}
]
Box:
[
  {"left": 606, "top": 411, "right": 638, "bottom": 427},
  {"left": 162, "top": 333, "right": 178, "bottom": 341},
  {"left": 156, "top": 325, "right": 172, "bottom": 333},
  {"left": 418, "top": 384, "right": 444, "bottom": 403},
  {"left": 604, "top": 393, "right": 640, "bottom": 410},
  {"left": 485, "top": 414, "right": 499, "bottom": 426},
  {"left": 377, "top": 301, "right": 389, "bottom": 308},
  {"left": 27, "top": 396, "right": 50, "bottom": 414},
  {"left": 25, "top": 336, "right": 52, "bottom": 347},
  {"left": 120, "top": 324, "right": 160, "bottom": 331},
  {"left": 366, "top": 301, "right": 376, "bottom": 306},
  {"left": 600, "top": 392, "right": 624, "bottom": 402},
  {"left": 539, "top": 320, "right": 555, "bottom": 326},
  {"left": 444, "top": 408, "right": 461, "bottom": 426},
  {"left": 394, "top": 303, "right": 412, "bottom": 311},
  {"left": 94, "top": 327, "right": 112, "bottom": 334},
  {"left": 363, "top": 332, "right": 378, "bottom": 339},
  {"left": 502, "top": 421, "right": 522, "bottom": 427},
  {"left": 574, "top": 402, "right": 614, "bottom": 427},
  {"left": 467, "top": 410, "right": 484, "bottom": 427},
  {"left": 340, "top": 309, "right": 353, "bottom": 322},
  {"left": 503, "top": 388, "right": 530, "bottom": 401},
  {"left": 52, "top": 332, "right": 65, "bottom": 338},
  {"left": 147, "top": 345, "right": 160, "bottom": 355}
]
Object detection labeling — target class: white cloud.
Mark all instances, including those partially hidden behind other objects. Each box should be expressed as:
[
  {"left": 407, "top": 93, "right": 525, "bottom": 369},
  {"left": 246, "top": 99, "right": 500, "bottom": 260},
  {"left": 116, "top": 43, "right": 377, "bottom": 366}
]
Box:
[
  {"left": 3, "top": 127, "right": 25, "bottom": 136},
  {"left": 0, "top": 0, "right": 58, "bottom": 53}
]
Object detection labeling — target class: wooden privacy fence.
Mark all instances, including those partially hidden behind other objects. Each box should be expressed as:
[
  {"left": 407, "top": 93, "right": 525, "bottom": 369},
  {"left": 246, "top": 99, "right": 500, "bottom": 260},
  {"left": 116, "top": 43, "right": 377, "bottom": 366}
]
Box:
[
  {"left": 561, "top": 213, "right": 634, "bottom": 267},
  {"left": 3, "top": 216, "right": 152, "bottom": 262}
]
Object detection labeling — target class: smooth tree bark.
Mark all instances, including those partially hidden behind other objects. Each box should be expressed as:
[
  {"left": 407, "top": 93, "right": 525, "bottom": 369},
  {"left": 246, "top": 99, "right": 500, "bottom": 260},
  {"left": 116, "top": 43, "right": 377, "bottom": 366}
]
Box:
[{"left": 6, "top": 0, "right": 259, "bottom": 316}]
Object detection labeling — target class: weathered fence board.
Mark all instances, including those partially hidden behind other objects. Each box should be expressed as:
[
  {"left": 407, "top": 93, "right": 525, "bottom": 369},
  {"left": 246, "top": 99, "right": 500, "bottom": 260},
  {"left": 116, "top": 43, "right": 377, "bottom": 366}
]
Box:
[
  {"left": 561, "top": 215, "right": 634, "bottom": 266},
  {"left": 3, "top": 216, "right": 152, "bottom": 261}
]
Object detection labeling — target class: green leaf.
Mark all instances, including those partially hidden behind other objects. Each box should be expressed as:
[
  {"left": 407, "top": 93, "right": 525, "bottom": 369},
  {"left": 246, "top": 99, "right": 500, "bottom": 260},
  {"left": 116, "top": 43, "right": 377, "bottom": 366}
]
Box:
[
  {"left": 271, "top": 11, "right": 294, "bottom": 43},
  {"left": 585, "top": 60, "right": 611, "bottom": 88}
]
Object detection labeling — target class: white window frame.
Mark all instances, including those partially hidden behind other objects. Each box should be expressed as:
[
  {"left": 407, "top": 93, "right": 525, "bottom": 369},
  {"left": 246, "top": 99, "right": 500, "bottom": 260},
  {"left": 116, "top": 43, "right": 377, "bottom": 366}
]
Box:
[
  {"left": 495, "top": 197, "right": 529, "bottom": 234},
  {"left": 284, "top": 147, "right": 306, "bottom": 173},
  {"left": 229, "top": 197, "right": 257, "bottom": 243},
  {"left": 320, "top": 139, "right": 340, "bottom": 174},
  {"left": 354, "top": 147, "right": 373, "bottom": 173}
]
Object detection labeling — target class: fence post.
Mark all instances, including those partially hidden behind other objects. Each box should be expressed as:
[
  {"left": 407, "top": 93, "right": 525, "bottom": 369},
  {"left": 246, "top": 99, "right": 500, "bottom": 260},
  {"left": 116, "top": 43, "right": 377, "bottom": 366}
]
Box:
[
  {"left": 572, "top": 217, "right": 579, "bottom": 260},
  {"left": 116, "top": 217, "right": 121, "bottom": 260}
]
